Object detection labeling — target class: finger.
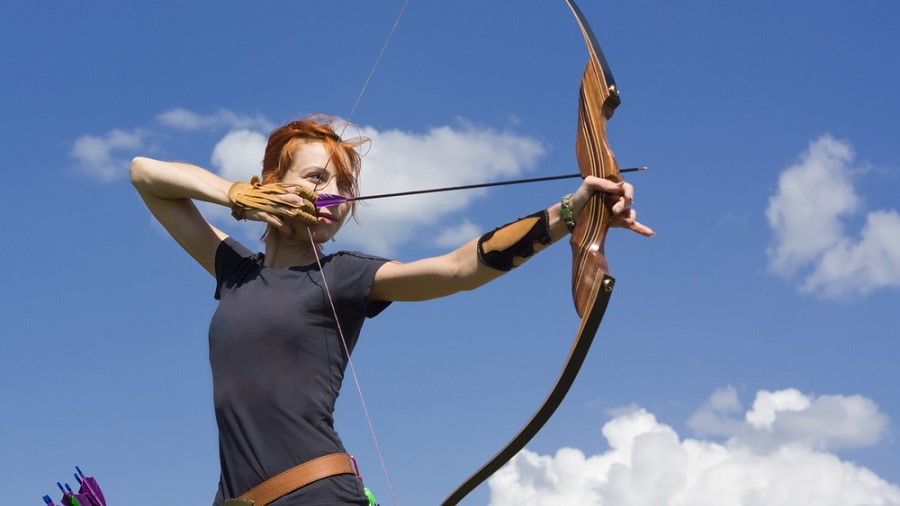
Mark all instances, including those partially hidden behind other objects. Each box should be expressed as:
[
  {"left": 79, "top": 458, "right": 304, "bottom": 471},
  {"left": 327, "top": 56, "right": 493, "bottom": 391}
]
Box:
[
  {"left": 584, "top": 175, "right": 626, "bottom": 194},
  {"left": 283, "top": 184, "right": 318, "bottom": 201},
  {"left": 276, "top": 193, "right": 314, "bottom": 207},
  {"left": 572, "top": 176, "right": 621, "bottom": 215},
  {"left": 608, "top": 208, "right": 631, "bottom": 227},
  {"left": 630, "top": 220, "right": 655, "bottom": 237},
  {"left": 623, "top": 209, "right": 654, "bottom": 237},
  {"left": 611, "top": 195, "right": 628, "bottom": 215},
  {"left": 620, "top": 181, "right": 635, "bottom": 207},
  {"left": 256, "top": 211, "right": 294, "bottom": 238}
]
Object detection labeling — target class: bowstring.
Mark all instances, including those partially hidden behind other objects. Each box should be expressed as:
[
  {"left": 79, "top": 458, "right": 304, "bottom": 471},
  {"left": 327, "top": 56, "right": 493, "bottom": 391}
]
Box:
[
  {"left": 344, "top": 0, "right": 411, "bottom": 130},
  {"left": 307, "top": 228, "right": 398, "bottom": 506},
  {"left": 311, "top": 3, "right": 411, "bottom": 505}
]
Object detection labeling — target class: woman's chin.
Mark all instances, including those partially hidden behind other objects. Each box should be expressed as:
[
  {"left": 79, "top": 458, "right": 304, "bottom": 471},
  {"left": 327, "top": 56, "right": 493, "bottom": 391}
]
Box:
[
  {"left": 279, "top": 218, "right": 341, "bottom": 244},
  {"left": 304, "top": 227, "right": 338, "bottom": 245}
]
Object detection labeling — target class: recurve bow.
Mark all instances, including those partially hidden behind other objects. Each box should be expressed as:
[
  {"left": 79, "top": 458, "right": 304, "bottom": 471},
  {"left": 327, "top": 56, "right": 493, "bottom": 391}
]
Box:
[{"left": 439, "top": 1, "right": 623, "bottom": 503}]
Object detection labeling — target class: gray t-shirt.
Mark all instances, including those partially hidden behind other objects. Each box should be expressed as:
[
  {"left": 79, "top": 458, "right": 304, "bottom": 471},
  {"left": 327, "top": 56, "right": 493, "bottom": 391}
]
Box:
[{"left": 210, "top": 238, "right": 391, "bottom": 505}]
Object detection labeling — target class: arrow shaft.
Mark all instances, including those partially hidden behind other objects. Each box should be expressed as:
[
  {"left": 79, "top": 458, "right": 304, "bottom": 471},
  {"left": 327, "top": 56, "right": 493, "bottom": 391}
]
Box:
[{"left": 315, "top": 167, "right": 645, "bottom": 208}]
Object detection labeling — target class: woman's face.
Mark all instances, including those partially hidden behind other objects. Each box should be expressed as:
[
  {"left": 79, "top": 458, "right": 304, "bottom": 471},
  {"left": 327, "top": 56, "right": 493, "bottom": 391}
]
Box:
[{"left": 280, "top": 142, "right": 353, "bottom": 242}]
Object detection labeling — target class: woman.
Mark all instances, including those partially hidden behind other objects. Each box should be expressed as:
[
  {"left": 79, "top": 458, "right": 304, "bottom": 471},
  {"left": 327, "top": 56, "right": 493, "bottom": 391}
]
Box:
[{"left": 130, "top": 115, "right": 653, "bottom": 505}]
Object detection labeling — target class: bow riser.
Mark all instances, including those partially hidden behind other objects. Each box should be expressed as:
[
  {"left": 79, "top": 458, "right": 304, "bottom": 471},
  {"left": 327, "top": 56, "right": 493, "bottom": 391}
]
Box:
[{"left": 571, "top": 57, "right": 622, "bottom": 317}]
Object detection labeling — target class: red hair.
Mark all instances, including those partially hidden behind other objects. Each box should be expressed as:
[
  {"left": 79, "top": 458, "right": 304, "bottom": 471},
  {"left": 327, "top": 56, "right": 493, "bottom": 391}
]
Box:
[{"left": 261, "top": 114, "right": 368, "bottom": 216}]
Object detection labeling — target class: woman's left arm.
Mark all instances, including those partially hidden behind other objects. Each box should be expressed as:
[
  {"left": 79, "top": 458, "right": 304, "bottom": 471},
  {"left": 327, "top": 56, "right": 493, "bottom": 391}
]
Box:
[{"left": 370, "top": 176, "right": 653, "bottom": 302}]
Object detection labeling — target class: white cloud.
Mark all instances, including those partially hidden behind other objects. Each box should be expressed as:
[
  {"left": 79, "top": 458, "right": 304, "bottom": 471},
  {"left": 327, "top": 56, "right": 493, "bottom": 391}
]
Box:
[
  {"left": 156, "top": 107, "right": 273, "bottom": 132},
  {"left": 432, "top": 220, "right": 482, "bottom": 249},
  {"left": 70, "top": 129, "right": 143, "bottom": 181},
  {"left": 210, "top": 129, "right": 268, "bottom": 182},
  {"left": 338, "top": 123, "right": 545, "bottom": 256},
  {"left": 738, "top": 389, "right": 889, "bottom": 451},
  {"left": 692, "top": 387, "right": 887, "bottom": 452},
  {"left": 766, "top": 135, "right": 900, "bottom": 297},
  {"left": 489, "top": 388, "right": 899, "bottom": 506},
  {"left": 74, "top": 107, "right": 272, "bottom": 184},
  {"left": 802, "top": 210, "right": 900, "bottom": 296},
  {"left": 744, "top": 387, "right": 811, "bottom": 429},
  {"left": 686, "top": 385, "right": 744, "bottom": 437}
]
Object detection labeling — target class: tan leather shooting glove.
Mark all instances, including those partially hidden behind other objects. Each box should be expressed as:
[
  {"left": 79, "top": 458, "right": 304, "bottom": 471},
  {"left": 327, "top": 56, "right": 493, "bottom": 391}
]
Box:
[{"left": 228, "top": 176, "right": 318, "bottom": 226}]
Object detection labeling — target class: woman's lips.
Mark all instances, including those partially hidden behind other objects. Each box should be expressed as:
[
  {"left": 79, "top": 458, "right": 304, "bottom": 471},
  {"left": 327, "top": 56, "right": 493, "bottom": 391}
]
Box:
[{"left": 317, "top": 213, "right": 338, "bottom": 224}]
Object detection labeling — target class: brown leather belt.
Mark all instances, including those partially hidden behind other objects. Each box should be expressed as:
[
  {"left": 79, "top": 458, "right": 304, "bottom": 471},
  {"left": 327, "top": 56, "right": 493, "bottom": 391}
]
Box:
[{"left": 224, "top": 453, "right": 357, "bottom": 506}]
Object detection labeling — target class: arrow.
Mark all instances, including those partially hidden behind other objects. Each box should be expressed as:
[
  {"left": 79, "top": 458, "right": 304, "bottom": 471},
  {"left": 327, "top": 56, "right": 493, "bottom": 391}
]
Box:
[{"left": 315, "top": 166, "right": 646, "bottom": 208}]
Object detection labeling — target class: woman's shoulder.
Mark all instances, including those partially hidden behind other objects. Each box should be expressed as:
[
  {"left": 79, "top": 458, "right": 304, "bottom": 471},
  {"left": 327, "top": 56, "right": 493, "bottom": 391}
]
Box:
[
  {"left": 216, "top": 237, "right": 264, "bottom": 278},
  {"left": 324, "top": 250, "right": 393, "bottom": 280},
  {"left": 218, "top": 236, "right": 263, "bottom": 260},
  {"left": 213, "top": 237, "right": 265, "bottom": 299}
]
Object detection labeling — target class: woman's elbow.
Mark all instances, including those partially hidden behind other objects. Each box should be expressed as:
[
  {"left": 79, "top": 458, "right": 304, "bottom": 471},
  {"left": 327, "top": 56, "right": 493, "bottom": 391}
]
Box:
[
  {"left": 129, "top": 156, "right": 157, "bottom": 189},
  {"left": 130, "top": 157, "right": 146, "bottom": 185}
]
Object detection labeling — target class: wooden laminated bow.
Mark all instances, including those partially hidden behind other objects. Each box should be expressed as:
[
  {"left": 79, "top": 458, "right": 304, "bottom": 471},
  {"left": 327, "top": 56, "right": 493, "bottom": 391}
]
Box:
[{"left": 439, "top": 1, "right": 623, "bottom": 503}]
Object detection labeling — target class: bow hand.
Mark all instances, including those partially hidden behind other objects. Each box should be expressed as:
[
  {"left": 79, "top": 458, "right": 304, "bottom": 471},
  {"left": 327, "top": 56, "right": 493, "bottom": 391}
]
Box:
[{"left": 570, "top": 176, "right": 654, "bottom": 237}]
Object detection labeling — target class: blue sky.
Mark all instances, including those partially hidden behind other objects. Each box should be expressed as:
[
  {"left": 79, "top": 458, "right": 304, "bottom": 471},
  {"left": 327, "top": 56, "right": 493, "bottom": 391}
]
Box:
[{"left": 2, "top": 1, "right": 899, "bottom": 505}]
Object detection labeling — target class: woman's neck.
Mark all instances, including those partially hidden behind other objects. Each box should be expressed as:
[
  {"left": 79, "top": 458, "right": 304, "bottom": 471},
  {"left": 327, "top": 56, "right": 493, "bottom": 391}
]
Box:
[{"left": 263, "top": 229, "right": 324, "bottom": 269}]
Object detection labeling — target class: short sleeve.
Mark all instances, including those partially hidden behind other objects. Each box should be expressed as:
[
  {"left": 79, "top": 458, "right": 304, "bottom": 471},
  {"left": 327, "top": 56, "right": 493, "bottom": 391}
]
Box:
[
  {"left": 214, "top": 237, "right": 258, "bottom": 300},
  {"left": 331, "top": 251, "right": 393, "bottom": 318}
]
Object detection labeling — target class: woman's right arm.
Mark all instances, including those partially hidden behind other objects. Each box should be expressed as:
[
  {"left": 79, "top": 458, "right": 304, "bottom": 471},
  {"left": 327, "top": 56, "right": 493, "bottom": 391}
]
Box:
[{"left": 130, "top": 157, "right": 232, "bottom": 276}]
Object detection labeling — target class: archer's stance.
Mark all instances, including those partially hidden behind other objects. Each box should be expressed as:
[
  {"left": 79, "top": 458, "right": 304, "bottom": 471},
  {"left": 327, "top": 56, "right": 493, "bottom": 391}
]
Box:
[{"left": 130, "top": 114, "right": 653, "bottom": 506}]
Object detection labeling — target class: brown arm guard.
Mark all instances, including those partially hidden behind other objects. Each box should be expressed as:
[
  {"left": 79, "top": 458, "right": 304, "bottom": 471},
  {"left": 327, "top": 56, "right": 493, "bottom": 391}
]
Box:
[
  {"left": 228, "top": 176, "right": 318, "bottom": 226},
  {"left": 477, "top": 210, "right": 552, "bottom": 271}
]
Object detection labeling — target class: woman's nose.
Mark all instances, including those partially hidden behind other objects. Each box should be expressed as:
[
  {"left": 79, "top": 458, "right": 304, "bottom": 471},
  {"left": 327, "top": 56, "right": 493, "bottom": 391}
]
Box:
[{"left": 319, "top": 178, "right": 343, "bottom": 196}]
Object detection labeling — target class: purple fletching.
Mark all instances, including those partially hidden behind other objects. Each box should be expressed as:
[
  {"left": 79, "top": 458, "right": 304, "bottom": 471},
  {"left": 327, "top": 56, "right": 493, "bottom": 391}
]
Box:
[
  {"left": 79, "top": 477, "right": 105, "bottom": 506},
  {"left": 315, "top": 193, "right": 351, "bottom": 208}
]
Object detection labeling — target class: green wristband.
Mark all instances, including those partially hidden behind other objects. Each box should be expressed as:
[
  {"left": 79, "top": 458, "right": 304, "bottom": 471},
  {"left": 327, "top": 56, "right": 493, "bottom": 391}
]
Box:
[{"left": 560, "top": 194, "right": 576, "bottom": 232}]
